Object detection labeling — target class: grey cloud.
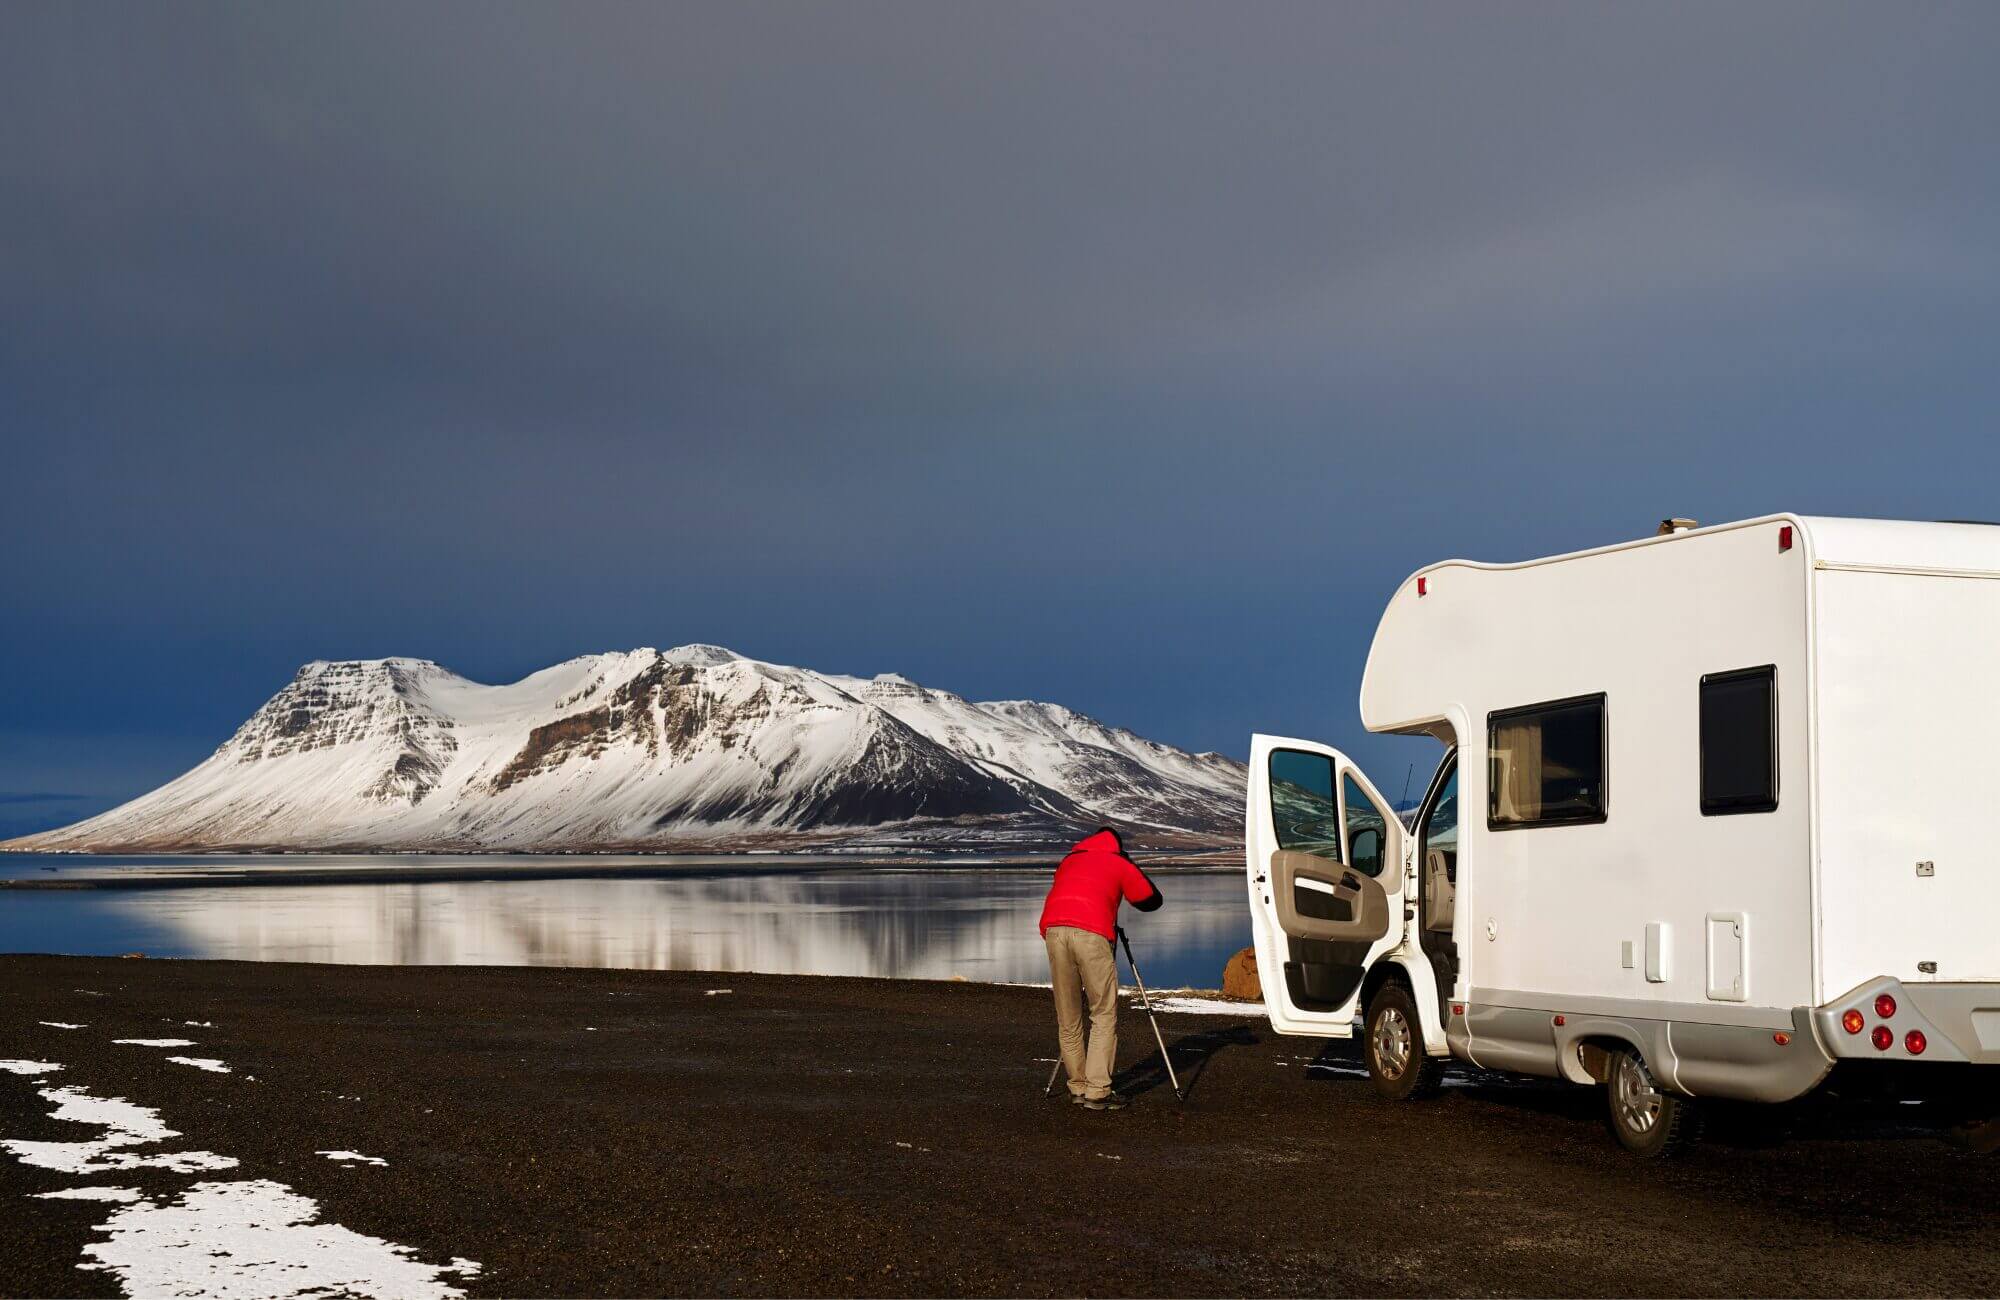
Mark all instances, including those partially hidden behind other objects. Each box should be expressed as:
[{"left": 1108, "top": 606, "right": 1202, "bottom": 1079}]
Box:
[{"left": 5, "top": 1, "right": 2000, "bottom": 778}]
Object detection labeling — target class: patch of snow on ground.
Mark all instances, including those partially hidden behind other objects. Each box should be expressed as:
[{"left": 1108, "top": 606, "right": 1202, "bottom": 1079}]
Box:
[
  {"left": 1301, "top": 1059, "right": 1370, "bottom": 1079},
  {"left": 3, "top": 1084, "right": 239, "bottom": 1175},
  {"left": 184, "top": 1021, "right": 216, "bottom": 1027},
  {"left": 38, "top": 1186, "right": 144, "bottom": 1203},
  {"left": 40, "top": 1022, "right": 87, "bottom": 1030},
  {"left": 3, "top": 1076, "right": 481, "bottom": 1295},
  {"left": 704, "top": 989, "right": 733, "bottom": 996},
  {"left": 1139, "top": 995, "right": 1262, "bottom": 1016},
  {"left": 167, "top": 1057, "right": 232, "bottom": 1074},
  {"left": 1, "top": 1060, "right": 63, "bottom": 1075},
  {"left": 73, "top": 1179, "right": 481, "bottom": 1300},
  {"left": 113, "top": 1038, "right": 197, "bottom": 1048},
  {"left": 317, "top": 1150, "right": 388, "bottom": 1166}
]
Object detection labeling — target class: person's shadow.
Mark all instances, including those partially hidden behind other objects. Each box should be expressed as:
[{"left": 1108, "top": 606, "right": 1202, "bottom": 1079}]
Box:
[{"left": 1113, "top": 1023, "right": 1260, "bottom": 1102}]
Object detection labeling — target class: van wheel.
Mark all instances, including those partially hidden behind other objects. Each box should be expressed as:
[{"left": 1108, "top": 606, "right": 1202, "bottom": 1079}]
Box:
[
  {"left": 1364, "top": 984, "right": 1443, "bottom": 1100},
  {"left": 1605, "top": 1046, "right": 1702, "bottom": 1157}
]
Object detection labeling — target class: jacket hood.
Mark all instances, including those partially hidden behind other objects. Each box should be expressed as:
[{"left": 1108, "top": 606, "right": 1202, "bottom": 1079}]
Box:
[{"left": 1072, "top": 827, "right": 1123, "bottom": 854}]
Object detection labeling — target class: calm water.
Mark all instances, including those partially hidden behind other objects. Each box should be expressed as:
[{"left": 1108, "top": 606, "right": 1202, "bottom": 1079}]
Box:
[{"left": 0, "top": 855, "right": 1252, "bottom": 989}]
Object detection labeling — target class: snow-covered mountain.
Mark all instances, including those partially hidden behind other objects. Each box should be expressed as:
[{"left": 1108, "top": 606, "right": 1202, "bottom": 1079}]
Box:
[{"left": 7, "top": 647, "right": 1246, "bottom": 853}]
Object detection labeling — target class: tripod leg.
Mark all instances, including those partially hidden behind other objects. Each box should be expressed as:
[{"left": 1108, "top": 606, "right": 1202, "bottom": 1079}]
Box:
[
  {"left": 1117, "top": 927, "right": 1185, "bottom": 1102},
  {"left": 1044, "top": 1056, "right": 1064, "bottom": 1098}
]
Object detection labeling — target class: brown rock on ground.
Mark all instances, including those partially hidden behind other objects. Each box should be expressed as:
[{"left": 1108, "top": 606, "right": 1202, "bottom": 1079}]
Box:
[{"left": 1222, "top": 945, "right": 1260, "bottom": 999}]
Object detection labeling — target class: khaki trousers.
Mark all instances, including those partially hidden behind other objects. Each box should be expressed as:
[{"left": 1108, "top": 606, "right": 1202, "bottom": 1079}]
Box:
[{"left": 1045, "top": 925, "right": 1119, "bottom": 1099}]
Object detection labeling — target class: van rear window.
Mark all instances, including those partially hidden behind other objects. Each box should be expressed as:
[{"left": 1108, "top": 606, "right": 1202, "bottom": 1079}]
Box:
[
  {"left": 1700, "top": 666, "right": 1778, "bottom": 815},
  {"left": 1487, "top": 694, "right": 1607, "bottom": 829}
]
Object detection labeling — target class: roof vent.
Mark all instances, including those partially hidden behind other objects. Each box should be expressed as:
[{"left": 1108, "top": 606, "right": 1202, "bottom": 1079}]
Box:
[{"left": 1656, "top": 517, "right": 1698, "bottom": 536}]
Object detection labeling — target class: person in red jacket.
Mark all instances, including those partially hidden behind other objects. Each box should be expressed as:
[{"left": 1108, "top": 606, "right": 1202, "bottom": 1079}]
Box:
[{"left": 1038, "top": 826, "right": 1163, "bottom": 1109}]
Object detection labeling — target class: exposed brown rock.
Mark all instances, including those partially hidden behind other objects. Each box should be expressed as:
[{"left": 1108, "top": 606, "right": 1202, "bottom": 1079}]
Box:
[
  {"left": 1222, "top": 946, "right": 1260, "bottom": 1000},
  {"left": 491, "top": 708, "right": 614, "bottom": 792}
]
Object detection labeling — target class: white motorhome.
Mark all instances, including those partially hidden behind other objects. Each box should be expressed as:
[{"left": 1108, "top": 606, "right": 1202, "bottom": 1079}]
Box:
[{"left": 1246, "top": 514, "right": 2000, "bottom": 1155}]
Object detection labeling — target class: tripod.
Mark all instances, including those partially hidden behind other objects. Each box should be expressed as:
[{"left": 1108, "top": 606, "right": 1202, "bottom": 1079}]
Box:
[{"left": 1041, "top": 925, "right": 1185, "bottom": 1103}]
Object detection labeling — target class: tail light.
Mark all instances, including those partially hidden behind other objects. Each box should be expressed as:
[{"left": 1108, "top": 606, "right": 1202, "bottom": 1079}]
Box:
[
  {"left": 1905, "top": 1030, "right": 1927, "bottom": 1055},
  {"left": 1875, "top": 993, "right": 1898, "bottom": 1019},
  {"left": 1841, "top": 1009, "right": 1865, "bottom": 1035},
  {"left": 1871, "top": 1025, "right": 1894, "bottom": 1051},
  {"left": 1779, "top": 525, "right": 1794, "bottom": 552}
]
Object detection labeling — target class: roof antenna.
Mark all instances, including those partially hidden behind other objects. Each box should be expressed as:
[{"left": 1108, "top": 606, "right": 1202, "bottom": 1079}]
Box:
[{"left": 1657, "top": 517, "right": 1698, "bottom": 536}]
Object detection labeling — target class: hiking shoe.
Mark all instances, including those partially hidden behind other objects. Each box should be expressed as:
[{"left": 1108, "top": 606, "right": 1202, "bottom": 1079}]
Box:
[
  {"left": 1068, "top": 1092, "right": 1090, "bottom": 1105},
  {"left": 1081, "top": 1093, "right": 1128, "bottom": 1111}
]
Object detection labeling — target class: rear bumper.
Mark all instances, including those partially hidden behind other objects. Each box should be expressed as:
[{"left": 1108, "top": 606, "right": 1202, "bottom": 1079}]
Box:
[{"left": 1811, "top": 977, "right": 2000, "bottom": 1065}]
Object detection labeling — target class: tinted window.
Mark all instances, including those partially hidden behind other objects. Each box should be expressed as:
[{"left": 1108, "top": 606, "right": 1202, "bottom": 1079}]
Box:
[
  {"left": 1488, "top": 694, "right": 1607, "bottom": 828},
  {"left": 1269, "top": 749, "right": 1340, "bottom": 858},
  {"left": 1342, "top": 773, "right": 1387, "bottom": 878},
  {"left": 1701, "top": 666, "right": 1777, "bottom": 814}
]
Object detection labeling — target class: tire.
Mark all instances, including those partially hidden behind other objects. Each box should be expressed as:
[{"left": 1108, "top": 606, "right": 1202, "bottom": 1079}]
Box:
[
  {"left": 1364, "top": 983, "right": 1444, "bottom": 1100},
  {"left": 1605, "top": 1045, "right": 1703, "bottom": 1157}
]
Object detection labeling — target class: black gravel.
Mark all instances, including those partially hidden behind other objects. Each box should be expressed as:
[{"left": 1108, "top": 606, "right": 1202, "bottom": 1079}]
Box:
[{"left": 2, "top": 954, "right": 1995, "bottom": 1297}]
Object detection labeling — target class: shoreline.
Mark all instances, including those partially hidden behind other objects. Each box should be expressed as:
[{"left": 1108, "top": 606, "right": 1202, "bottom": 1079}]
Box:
[{"left": 0, "top": 853, "right": 1240, "bottom": 892}]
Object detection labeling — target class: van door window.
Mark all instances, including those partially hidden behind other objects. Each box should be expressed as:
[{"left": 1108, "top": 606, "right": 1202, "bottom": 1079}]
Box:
[
  {"left": 1700, "top": 665, "right": 1778, "bottom": 814},
  {"left": 1421, "top": 765, "right": 1458, "bottom": 932},
  {"left": 1341, "top": 773, "right": 1387, "bottom": 877},
  {"left": 1488, "top": 693, "right": 1607, "bottom": 828},
  {"left": 1268, "top": 749, "right": 1341, "bottom": 858}
]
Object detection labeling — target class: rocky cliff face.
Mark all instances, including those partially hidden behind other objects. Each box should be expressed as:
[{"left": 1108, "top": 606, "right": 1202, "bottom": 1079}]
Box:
[{"left": 9, "top": 646, "right": 1245, "bottom": 853}]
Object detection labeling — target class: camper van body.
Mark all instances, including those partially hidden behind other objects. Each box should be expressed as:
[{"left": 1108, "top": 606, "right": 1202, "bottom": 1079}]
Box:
[{"left": 1246, "top": 515, "right": 2000, "bottom": 1122}]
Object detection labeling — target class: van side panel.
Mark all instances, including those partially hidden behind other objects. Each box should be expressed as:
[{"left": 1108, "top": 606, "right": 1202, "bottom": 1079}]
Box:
[
  {"left": 1813, "top": 566, "right": 2000, "bottom": 999},
  {"left": 1362, "top": 520, "right": 1814, "bottom": 1024}
]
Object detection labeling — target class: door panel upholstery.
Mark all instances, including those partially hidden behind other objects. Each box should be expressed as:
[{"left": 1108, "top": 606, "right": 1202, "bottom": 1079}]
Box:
[{"left": 1270, "top": 849, "right": 1391, "bottom": 945}]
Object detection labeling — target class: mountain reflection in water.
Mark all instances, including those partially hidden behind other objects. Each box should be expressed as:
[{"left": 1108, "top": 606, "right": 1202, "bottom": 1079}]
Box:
[{"left": 8, "top": 870, "right": 1253, "bottom": 989}]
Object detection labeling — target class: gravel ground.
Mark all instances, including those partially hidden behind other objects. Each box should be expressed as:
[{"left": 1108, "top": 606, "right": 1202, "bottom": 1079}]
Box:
[{"left": 2, "top": 954, "right": 1996, "bottom": 1297}]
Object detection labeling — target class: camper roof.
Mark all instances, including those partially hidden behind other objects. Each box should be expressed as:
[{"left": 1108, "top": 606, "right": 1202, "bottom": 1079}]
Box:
[{"left": 1404, "top": 514, "right": 2000, "bottom": 582}]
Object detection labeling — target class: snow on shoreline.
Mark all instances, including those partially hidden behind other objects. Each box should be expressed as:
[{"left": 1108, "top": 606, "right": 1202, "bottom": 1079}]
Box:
[
  {"left": 2, "top": 1046, "right": 480, "bottom": 1298},
  {"left": 1136, "top": 993, "right": 1263, "bottom": 1016},
  {"left": 5, "top": 1085, "right": 238, "bottom": 1175},
  {"left": 75, "top": 1180, "right": 481, "bottom": 1299},
  {"left": 318, "top": 1149, "right": 389, "bottom": 1166}
]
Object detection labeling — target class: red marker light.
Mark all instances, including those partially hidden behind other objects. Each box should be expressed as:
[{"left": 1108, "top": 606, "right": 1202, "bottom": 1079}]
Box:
[
  {"left": 1773, "top": 1032, "right": 1791, "bottom": 1047},
  {"left": 1779, "top": 525, "right": 1794, "bottom": 552},
  {"left": 1417, "top": 576, "right": 1428, "bottom": 597},
  {"left": 1451, "top": 1003, "right": 1464, "bottom": 1016},
  {"left": 1875, "top": 993, "right": 1897, "bottom": 1019},
  {"left": 1841, "top": 1009, "right": 1865, "bottom": 1035},
  {"left": 1871, "top": 1025, "right": 1894, "bottom": 1051},
  {"left": 1905, "top": 1029, "right": 1927, "bottom": 1055},
  {"left": 1552, "top": 1014, "right": 1565, "bottom": 1027}
]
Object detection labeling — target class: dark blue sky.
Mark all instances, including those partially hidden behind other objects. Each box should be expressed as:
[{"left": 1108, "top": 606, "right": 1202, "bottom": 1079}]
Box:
[{"left": 6, "top": 2, "right": 2000, "bottom": 831}]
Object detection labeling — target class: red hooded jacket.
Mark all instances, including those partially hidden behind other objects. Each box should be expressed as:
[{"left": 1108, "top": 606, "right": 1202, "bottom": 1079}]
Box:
[{"left": 1038, "top": 828, "right": 1163, "bottom": 942}]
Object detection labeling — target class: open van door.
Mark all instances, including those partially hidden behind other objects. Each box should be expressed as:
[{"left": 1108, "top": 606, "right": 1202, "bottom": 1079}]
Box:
[{"left": 1246, "top": 735, "right": 1408, "bottom": 1037}]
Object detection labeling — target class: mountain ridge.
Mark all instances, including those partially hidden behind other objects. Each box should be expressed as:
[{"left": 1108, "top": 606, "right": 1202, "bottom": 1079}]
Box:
[{"left": 6, "top": 647, "right": 1246, "bottom": 853}]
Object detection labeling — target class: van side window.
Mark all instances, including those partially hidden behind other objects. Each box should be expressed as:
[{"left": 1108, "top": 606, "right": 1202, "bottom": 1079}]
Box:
[
  {"left": 1422, "top": 764, "right": 1458, "bottom": 877},
  {"left": 1488, "top": 693, "right": 1607, "bottom": 829},
  {"left": 1341, "top": 773, "right": 1387, "bottom": 877},
  {"left": 1268, "top": 749, "right": 1340, "bottom": 859},
  {"left": 1700, "top": 665, "right": 1778, "bottom": 815}
]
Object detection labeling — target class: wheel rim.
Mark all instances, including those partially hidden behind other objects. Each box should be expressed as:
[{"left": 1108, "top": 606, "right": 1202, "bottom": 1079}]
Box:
[
  {"left": 1612, "top": 1052, "right": 1663, "bottom": 1135},
  {"left": 1372, "top": 1006, "right": 1412, "bottom": 1079}
]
